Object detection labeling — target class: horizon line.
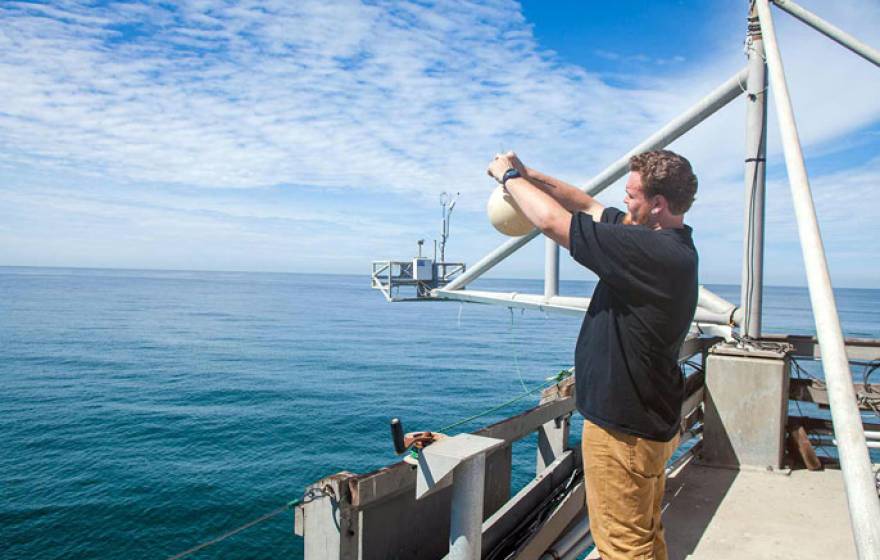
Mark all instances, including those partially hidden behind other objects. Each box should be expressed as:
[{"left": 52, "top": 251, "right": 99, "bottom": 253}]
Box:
[{"left": 0, "top": 264, "right": 875, "bottom": 291}]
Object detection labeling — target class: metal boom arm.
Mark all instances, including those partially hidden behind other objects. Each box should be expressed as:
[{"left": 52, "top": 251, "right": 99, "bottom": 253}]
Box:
[
  {"left": 440, "top": 66, "right": 749, "bottom": 293},
  {"left": 771, "top": 0, "right": 880, "bottom": 67}
]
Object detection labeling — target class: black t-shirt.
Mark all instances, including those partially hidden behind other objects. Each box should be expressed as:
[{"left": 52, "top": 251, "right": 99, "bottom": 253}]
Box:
[{"left": 569, "top": 207, "right": 698, "bottom": 442}]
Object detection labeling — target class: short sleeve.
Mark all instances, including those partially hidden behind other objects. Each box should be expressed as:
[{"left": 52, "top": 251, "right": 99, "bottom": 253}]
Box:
[{"left": 568, "top": 207, "right": 654, "bottom": 291}]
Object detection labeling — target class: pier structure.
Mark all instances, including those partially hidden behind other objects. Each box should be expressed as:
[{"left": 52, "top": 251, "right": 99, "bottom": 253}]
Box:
[
  {"left": 296, "top": 335, "right": 880, "bottom": 558},
  {"left": 327, "top": 1, "right": 880, "bottom": 558}
]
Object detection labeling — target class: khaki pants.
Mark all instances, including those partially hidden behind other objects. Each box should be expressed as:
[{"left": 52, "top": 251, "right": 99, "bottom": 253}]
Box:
[{"left": 582, "top": 419, "right": 679, "bottom": 560}]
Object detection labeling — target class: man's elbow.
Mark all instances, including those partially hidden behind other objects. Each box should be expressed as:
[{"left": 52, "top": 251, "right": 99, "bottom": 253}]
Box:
[{"left": 536, "top": 212, "right": 571, "bottom": 249}]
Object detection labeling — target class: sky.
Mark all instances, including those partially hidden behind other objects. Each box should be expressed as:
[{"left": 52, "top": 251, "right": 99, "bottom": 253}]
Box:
[{"left": 0, "top": 0, "right": 878, "bottom": 288}]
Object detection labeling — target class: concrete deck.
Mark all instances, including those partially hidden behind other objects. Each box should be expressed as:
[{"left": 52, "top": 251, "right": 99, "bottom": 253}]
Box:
[
  {"left": 585, "top": 462, "right": 856, "bottom": 559},
  {"left": 662, "top": 463, "right": 856, "bottom": 559}
]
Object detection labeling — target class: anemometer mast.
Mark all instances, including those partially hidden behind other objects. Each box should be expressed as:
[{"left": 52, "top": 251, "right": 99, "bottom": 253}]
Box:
[
  {"left": 370, "top": 192, "right": 466, "bottom": 301},
  {"left": 439, "top": 191, "right": 459, "bottom": 264}
]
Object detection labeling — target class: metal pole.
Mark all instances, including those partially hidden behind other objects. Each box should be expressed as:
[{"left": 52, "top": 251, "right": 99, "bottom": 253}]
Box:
[
  {"left": 441, "top": 204, "right": 447, "bottom": 263},
  {"left": 559, "top": 534, "right": 595, "bottom": 560},
  {"left": 449, "top": 454, "right": 485, "bottom": 560},
  {"left": 539, "top": 516, "right": 590, "bottom": 560},
  {"left": 442, "top": 66, "right": 749, "bottom": 292},
  {"left": 755, "top": 2, "right": 880, "bottom": 557},
  {"left": 544, "top": 238, "right": 559, "bottom": 298},
  {"left": 771, "top": 0, "right": 880, "bottom": 68},
  {"left": 740, "top": 10, "right": 769, "bottom": 339},
  {"left": 699, "top": 285, "right": 737, "bottom": 316}
]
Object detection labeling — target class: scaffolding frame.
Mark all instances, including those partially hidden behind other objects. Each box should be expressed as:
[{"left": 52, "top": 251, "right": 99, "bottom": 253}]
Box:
[{"left": 422, "top": 1, "right": 879, "bottom": 556}]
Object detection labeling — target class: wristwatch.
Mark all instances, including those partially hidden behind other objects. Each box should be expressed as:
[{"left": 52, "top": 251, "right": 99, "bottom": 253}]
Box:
[{"left": 502, "top": 167, "right": 521, "bottom": 187}]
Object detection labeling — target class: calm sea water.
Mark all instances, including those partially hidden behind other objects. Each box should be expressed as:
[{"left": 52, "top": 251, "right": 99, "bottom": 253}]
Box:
[{"left": 1, "top": 267, "right": 878, "bottom": 559}]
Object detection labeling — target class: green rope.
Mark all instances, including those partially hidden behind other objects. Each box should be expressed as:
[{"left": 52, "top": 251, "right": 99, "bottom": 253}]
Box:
[
  {"left": 406, "top": 369, "right": 572, "bottom": 461},
  {"left": 166, "top": 502, "right": 297, "bottom": 560},
  {"left": 509, "top": 307, "right": 529, "bottom": 393},
  {"left": 167, "top": 494, "right": 326, "bottom": 559},
  {"left": 438, "top": 368, "right": 572, "bottom": 434}
]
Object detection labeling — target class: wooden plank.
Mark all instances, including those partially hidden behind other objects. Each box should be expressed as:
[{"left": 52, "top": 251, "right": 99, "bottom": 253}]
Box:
[
  {"left": 761, "top": 334, "right": 880, "bottom": 361},
  {"left": 479, "top": 451, "right": 576, "bottom": 558},
  {"left": 539, "top": 376, "right": 575, "bottom": 401},
  {"left": 788, "top": 423, "right": 822, "bottom": 471},
  {"left": 788, "top": 415, "right": 880, "bottom": 434},
  {"left": 789, "top": 378, "right": 876, "bottom": 411}
]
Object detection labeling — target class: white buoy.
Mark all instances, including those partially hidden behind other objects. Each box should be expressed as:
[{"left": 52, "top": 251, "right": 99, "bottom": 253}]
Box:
[{"left": 487, "top": 186, "right": 533, "bottom": 236}]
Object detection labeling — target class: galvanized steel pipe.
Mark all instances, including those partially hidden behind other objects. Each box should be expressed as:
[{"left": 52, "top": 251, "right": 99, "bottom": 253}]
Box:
[
  {"left": 740, "top": 15, "right": 769, "bottom": 339},
  {"left": 755, "top": 1, "right": 880, "bottom": 557},
  {"left": 545, "top": 237, "right": 559, "bottom": 298},
  {"left": 559, "top": 531, "right": 595, "bottom": 560},
  {"left": 539, "top": 516, "right": 590, "bottom": 560},
  {"left": 441, "top": 66, "right": 749, "bottom": 292},
  {"left": 771, "top": 0, "right": 880, "bottom": 67}
]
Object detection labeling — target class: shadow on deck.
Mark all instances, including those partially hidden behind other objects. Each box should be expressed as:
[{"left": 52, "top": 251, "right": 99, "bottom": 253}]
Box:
[{"left": 661, "top": 462, "right": 855, "bottom": 559}]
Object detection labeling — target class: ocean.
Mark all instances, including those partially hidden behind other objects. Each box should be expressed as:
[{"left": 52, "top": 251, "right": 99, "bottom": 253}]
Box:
[{"left": 1, "top": 267, "right": 878, "bottom": 559}]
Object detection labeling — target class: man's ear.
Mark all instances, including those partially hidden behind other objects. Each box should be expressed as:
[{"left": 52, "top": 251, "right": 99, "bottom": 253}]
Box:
[{"left": 652, "top": 195, "right": 668, "bottom": 215}]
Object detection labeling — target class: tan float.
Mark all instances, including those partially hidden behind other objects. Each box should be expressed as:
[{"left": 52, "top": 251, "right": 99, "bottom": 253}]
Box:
[{"left": 487, "top": 185, "right": 533, "bottom": 236}]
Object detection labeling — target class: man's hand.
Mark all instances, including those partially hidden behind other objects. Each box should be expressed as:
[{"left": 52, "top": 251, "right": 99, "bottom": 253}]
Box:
[
  {"left": 486, "top": 151, "right": 573, "bottom": 249},
  {"left": 504, "top": 151, "right": 528, "bottom": 177},
  {"left": 487, "top": 153, "right": 514, "bottom": 183}
]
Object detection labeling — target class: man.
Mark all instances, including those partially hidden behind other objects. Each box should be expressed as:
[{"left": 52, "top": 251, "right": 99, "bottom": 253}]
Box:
[{"left": 487, "top": 150, "right": 698, "bottom": 560}]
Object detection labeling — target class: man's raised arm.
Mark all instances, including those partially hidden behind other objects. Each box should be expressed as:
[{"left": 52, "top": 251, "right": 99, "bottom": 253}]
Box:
[{"left": 506, "top": 152, "right": 605, "bottom": 222}]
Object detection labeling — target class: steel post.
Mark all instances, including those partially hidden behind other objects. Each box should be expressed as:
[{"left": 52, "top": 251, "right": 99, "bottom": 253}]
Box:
[
  {"left": 740, "top": 12, "right": 769, "bottom": 339},
  {"left": 544, "top": 238, "right": 559, "bottom": 298},
  {"left": 755, "top": 1, "right": 880, "bottom": 557},
  {"left": 442, "top": 66, "right": 749, "bottom": 292},
  {"left": 771, "top": 0, "right": 880, "bottom": 67},
  {"left": 449, "top": 454, "right": 485, "bottom": 560}
]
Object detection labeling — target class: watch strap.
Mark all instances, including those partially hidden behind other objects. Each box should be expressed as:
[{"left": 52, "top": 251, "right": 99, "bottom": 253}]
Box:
[{"left": 502, "top": 167, "right": 521, "bottom": 187}]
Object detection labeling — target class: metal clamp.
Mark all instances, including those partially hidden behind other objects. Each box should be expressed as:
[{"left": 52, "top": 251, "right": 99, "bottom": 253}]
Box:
[{"left": 390, "top": 418, "right": 445, "bottom": 455}]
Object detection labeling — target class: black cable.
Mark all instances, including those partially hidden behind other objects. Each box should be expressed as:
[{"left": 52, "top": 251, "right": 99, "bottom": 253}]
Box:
[
  {"left": 860, "top": 360, "right": 880, "bottom": 418},
  {"left": 862, "top": 360, "right": 879, "bottom": 391},
  {"left": 485, "top": 469, "right": 583, "bottom": 560},
  {"left": 742, "top": 106, "right": 766, "bottom": 339},
  {"left": 790, "top": 356, "right": 832, "bottom": 460}
]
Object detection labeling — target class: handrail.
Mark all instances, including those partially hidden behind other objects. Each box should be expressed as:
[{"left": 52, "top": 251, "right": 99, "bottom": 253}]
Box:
[
  {"left": 297, "top": 338, "right": 713, "bottom": 559},
  {"left": 326, "top": 338, "right": 712, "bottom": 510}
]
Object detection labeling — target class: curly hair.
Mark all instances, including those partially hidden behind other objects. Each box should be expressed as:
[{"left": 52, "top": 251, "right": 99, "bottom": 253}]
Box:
[{"left": 629, "top": 150, "right": 697, "bottom": 215}]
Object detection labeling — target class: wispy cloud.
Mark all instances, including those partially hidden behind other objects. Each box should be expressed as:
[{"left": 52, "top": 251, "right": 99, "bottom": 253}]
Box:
[
  {"left": 594, "top": 49, "right": 686, "bottom": 66},
  {"left": 0, "top": 0, "right": 643, "bottom": 199},
  {"left": 0, "top": 0, "right": 877, "bottom": 285}
]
